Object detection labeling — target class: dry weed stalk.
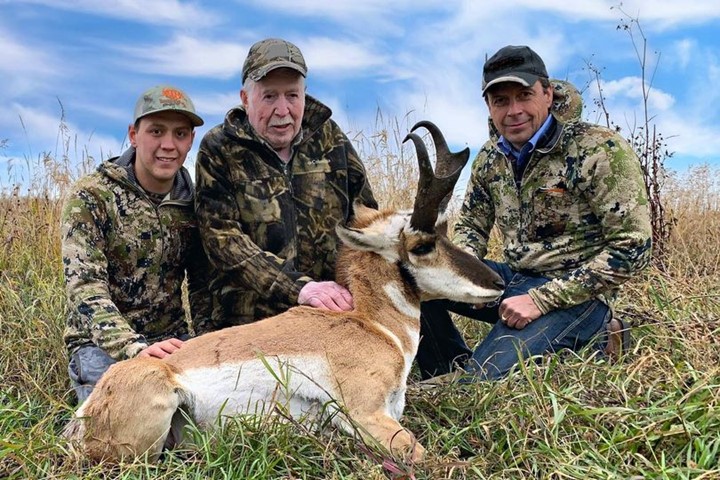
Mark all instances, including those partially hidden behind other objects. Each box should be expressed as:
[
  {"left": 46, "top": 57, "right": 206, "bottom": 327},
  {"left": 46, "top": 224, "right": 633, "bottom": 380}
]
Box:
[{"left": 586, "top": 6, "right": 675, "bottom": 269}]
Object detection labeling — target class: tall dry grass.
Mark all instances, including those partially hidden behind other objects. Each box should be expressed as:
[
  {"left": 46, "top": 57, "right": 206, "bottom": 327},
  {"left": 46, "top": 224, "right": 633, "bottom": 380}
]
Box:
[
  {"left": 1, "top": 116, "right": 719, "bottom": 478},
  {"left": 352, "top": 109, "right": 420, "bottom": 210}
]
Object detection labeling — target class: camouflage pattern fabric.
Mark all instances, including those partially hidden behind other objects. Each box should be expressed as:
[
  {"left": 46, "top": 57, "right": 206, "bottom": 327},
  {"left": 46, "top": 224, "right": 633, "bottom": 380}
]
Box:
[
  {"left": 62, "top": 149, "right": 213, "bottom": 360},
  {"left": 455, "top": 82, "right": 652, "bottom": 314},
  {"left": 550, "top": 79, "right": 583, "bottom": 124},
  {"left": 195, "top": 94, "right": 377, "bottom": 327},
  {"left": 242, "top": 38, "right": 307, "bottom": 82},
  {"left": 133, "top": 85, "right": 204, "bottom": 126}
]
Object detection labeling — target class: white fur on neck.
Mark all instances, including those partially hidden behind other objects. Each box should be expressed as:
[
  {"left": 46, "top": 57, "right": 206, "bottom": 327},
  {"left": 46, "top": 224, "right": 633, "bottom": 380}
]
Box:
[{"left": 383, "top": 282, "right": 421, "bottom": 319}]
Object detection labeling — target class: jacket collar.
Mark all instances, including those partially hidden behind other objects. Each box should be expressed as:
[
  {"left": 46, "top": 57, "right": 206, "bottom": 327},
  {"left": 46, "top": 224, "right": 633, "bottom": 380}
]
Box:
[
  {"left": 100, "top": 147, "right": 195, "bottom": 202},
  {"left": 222, "top": 94, "right": 332, "bottom": 148}
]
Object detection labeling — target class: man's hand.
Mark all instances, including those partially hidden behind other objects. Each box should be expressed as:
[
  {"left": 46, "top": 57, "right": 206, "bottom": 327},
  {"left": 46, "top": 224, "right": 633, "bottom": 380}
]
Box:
[
  {"left": 298, "top": 281, "right": 354, "bottom": 312},
  {"left": 498, "top": 294, "right": 542, "bottom": 330},
  {"left": 138, "top": 338, "right": 184, "bottom": 359}
]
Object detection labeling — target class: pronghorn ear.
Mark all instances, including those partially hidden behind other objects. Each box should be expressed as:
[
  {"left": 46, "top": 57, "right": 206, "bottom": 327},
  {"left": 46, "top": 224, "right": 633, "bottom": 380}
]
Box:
[
  {"left": 350, "top": 200, "right": 377, "bottom": 221},
  {"left": 435, "top": 212, "right": 449, "bottom": 237},
  {"left": 336, "top": 225, "right": 394, "bottom": 253}
]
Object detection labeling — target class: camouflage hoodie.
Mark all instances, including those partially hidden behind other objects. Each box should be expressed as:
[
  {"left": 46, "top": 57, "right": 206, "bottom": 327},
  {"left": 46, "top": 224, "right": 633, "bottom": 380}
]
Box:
[
  {"left": 62, "top": 148, "right": 213, "bottom": 360},
  {"left": 196, "top": 95, "right": 376, "bottom": 326},
  {"left": 454, "top": 81, "right": 652, "bottom": 313}
]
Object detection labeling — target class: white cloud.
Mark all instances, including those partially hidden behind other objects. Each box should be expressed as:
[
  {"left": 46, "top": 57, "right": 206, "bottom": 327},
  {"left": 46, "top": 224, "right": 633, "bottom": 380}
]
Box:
[
  {"left": 655, "top": 112, "right": 720, "bottom": 167},
  {"left": 119, "top": 34, "right": 390, "bottom": 80},
  {"left": 240, "top": 0, "right": 720, "bottom": 34},
  {"left": 5, "top": 103, "right": 124, "bottom": 166},
  {"left": 0, "top": 27, "right": 63, "bottom": 99},
  {"left": 118, "top": 35, "right": 247, "bottom": 78},
  {"left": 395, "top": 86, "right": 488, "bottom": 151},
  {"left": 3, "top": 0, "right": 720, "bottom": 182},
  {"left": 601, "top": 76, "right": 675, "bottom": 111},
  {"left": 0, "top": 29, "right": 56, "bottom": 76},
  {"left": 239, "top": 0, "right": 444, "bottom": 25},
  {"left": 586, "top": 76, "right": 712, "bottom": 169},
  {"left": 69, "top": 102, "right": 130, "bottom": 125},
  {"left": 670, "top": 38, "right": 695, "bottom": 70},
  {"left": 12, "top": 0, "right": 219, "bottom": 27},
  {"left": 303, "top": 37, "right": 385, "bottom": 75},
  {"left": 452, "top": 0, "right": 720, "bottom": 26},
  {"left": 454, "top": 0, "right": 614, "bottom": 24},
  {"left": 191, "top": 91, "right": 241, "bottom": 117},
  {"left": 614, "top": 1, "right": 720, "bottom": 28}
]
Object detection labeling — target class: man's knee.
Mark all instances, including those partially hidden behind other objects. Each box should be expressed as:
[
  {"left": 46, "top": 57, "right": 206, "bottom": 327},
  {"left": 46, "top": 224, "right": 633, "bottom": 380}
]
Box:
[{"left": 68, "top": 345, "right": 116, "bottom": 403}]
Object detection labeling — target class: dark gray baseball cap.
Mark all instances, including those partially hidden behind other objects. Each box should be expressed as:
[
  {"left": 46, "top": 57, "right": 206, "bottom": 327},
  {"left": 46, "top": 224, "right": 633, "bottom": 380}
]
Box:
[
  {"left": 242, "top": 38, "right": 307, "bottom": 83},
  {"left": 482, "top": 45, "right": 549, "bottom": 95},
  {"left": 133, "top": 85, "right": 204, "bottom": 127}
]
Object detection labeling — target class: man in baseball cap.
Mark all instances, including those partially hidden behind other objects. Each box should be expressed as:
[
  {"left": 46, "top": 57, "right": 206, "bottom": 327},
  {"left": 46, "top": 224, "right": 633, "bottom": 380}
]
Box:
[
  {"left": 194, "top": 38, "right": 376, "bottom": 329},
  {"left": 415, "top": 45, "right": 651, "bottom": 382},
  {"left": 62, "top": 84, "right": 212, "bottom": 403}
]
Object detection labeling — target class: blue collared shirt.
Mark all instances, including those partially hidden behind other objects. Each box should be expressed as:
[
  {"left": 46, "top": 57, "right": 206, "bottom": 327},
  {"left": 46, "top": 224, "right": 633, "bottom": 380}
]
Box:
[{"left": 497, "top": 114, "right": 555, "bottom": 171}]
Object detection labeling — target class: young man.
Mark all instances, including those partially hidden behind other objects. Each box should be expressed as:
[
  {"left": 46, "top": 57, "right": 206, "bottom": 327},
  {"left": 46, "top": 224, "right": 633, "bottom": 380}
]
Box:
[
  {"left": 416, "top": 45, "right": 653, "bottom": 381},
  {"left": 62, "top": 85, "right": 212, "bottom": 402},
  {"left": 194, "top": 38, "right": 376, "bottom": 328}
]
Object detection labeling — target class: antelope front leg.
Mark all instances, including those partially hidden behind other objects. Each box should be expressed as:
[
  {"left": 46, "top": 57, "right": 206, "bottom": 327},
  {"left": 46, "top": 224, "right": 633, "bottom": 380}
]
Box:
[{"left": 354, "top": 411, "right": 426, "bottom": 463}]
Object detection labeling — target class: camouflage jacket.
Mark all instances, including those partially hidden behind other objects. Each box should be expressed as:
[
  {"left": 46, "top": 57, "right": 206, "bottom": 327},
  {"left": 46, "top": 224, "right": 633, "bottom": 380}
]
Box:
[
  {"left": 62, "top": 148, "right": 213, "bottom": 360},
  {"left": 454, "top": 81, "right": 652, "bottom": 313},
  {"left": 195, "top": 94, "right": 376, "bottom": 326}
]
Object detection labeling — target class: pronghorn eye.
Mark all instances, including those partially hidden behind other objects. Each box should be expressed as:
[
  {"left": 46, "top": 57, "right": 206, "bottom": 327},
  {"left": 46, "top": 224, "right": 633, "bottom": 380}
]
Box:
[{"left": 410, "top": 243, "right": 435, "bottom": 256}]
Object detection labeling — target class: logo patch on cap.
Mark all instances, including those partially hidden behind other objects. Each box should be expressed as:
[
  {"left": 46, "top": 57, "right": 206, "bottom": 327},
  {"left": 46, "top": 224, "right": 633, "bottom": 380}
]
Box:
[{"left": 162, "top": 88, "right": 186, "bottom": 103}]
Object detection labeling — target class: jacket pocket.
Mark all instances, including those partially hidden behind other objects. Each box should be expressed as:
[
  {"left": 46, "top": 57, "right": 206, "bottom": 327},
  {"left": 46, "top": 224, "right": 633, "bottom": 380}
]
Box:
[
  {"left": 238, "top": 177, "right": 288, "bottom": 224},
  {"left": 530, "top": 186, "right": 574, "bottom": 241}
]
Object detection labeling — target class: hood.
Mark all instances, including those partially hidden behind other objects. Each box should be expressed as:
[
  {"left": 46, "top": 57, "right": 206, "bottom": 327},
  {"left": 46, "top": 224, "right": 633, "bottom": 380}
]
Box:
[{"left": 100, "top": 147, "right": 195, "bottom": 202}]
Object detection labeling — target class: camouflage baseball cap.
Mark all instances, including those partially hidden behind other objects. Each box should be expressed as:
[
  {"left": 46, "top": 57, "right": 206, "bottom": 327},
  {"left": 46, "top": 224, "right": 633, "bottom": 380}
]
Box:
[
  {"left": 133, "top": 85, "right": 204, "bottom": 127},
  {"left": 242, "top": 38, "right": 307, "bottom": 83},
  {"left": 482, "top": 45, "right": 549, "bottom": 95}
]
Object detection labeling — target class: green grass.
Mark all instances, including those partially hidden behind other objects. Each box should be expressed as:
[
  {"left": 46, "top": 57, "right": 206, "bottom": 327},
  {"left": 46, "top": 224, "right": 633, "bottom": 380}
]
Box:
[
  {"left": 2, "top": 210, "right": 719, "bottom": 479},
  {"left": 2, "top": 125, "right": 720, "bottom": 478}
]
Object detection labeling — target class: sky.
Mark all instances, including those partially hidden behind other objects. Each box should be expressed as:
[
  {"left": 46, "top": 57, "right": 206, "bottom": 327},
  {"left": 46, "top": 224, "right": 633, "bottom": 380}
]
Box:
[{"left": 1, "top": 0, "right": 719, "bottom": 193}]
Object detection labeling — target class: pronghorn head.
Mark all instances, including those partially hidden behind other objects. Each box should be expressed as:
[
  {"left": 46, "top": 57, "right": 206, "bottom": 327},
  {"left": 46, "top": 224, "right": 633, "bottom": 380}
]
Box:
[{"left": 336, "top": 121, "right": 505, "bottom": 306}]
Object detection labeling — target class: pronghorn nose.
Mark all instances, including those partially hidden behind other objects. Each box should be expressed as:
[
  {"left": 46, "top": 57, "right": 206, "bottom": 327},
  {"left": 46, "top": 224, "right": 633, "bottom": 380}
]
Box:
[{"left": 495, "top": 278, "right": 506, "bottom": 290}]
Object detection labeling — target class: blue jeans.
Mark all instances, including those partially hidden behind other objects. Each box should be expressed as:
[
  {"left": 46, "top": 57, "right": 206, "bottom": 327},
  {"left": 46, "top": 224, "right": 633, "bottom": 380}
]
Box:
[
  {"left": 68, "top": 345, "right": 117, "bottom": 404},
  {"left": 416, "top": 260, "right": 610, "bottom": 381}
]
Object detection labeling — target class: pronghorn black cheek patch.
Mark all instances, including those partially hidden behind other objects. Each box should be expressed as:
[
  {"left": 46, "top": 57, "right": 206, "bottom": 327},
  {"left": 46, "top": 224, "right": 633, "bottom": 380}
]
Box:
[{"left": 397, "top": 261, "right": 419, "bottom": 294}]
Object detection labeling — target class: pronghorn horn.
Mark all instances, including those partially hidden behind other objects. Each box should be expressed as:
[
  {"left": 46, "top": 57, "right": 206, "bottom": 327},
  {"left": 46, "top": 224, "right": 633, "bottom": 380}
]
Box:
[
  {"left": 403, "top": 121, "right": 470, "bottom": 233},
  {"left": 411, "top": 120, "right": 470, "bottom": 178}
]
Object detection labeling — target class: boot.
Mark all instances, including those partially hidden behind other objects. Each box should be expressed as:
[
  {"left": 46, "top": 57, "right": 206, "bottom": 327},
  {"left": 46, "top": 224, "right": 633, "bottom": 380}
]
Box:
[{"left": 604, "top": 317, "right": 632, "bottom": 358}]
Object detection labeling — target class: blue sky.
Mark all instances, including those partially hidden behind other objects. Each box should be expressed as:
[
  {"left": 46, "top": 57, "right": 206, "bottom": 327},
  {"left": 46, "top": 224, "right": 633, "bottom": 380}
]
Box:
[{"left": 1, "top": 0, "right": 719, "bottom": 191}]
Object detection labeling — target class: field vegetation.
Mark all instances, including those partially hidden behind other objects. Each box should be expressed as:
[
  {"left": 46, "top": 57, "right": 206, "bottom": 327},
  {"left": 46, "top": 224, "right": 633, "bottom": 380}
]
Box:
[
  {"left": 2, "top": 14, "right": 719, "bottom": 475},
  {"left": 1, "top": 111, "right": 719, "bottom": 479}
]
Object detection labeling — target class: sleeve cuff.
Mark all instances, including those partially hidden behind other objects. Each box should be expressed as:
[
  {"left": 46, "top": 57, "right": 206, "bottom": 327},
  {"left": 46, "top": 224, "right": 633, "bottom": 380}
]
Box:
[{"left": 528, "top": 288, "right": 553, "bottom": 315}]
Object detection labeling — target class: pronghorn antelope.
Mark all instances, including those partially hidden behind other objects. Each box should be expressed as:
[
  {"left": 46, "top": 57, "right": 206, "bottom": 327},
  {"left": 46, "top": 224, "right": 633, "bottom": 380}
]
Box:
[{"left": 64, "top": 121, "right": 505, "bottom": 463}]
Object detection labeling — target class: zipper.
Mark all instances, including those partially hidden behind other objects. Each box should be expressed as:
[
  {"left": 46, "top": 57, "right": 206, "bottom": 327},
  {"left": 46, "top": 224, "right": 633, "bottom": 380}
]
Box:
[
  {"left": 283, "top": 155, "right": 300, "bottom": 271},
  {"left": 110, "top": 167, "right": 178, "bottom": 288}
]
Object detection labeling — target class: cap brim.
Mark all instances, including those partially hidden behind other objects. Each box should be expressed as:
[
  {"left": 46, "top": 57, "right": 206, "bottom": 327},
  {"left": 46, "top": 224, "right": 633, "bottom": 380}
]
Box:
[
  {"left": 482, "top": 73, "right": 540, "bottom": 95},
  {"left": 183, "top": 111, "right": 204, "bottom": 127},
  {"left": 137, "top": 108, "right": 204, "bottom": 127},
  {"left": 247, "top": 61, "right": 307, "bottom": 82}
]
